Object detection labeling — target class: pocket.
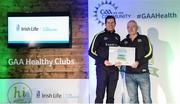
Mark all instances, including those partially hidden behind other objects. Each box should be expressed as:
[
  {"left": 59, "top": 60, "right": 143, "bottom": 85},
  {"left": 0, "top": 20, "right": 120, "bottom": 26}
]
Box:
[{"left": 140, "top": 73, "right": 150, "bottom": 82}]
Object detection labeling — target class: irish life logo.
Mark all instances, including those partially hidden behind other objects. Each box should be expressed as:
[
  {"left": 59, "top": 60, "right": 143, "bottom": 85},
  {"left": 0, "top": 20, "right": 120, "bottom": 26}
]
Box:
[
  {"left": 16, "top": 24, "right": 20, "bottom": 31},
  {"left": 7, "top": 82, "right": 32, "bottom": 104}
]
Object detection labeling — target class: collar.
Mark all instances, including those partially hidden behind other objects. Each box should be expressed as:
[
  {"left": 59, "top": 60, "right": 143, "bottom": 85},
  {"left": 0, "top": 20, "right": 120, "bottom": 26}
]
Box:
[
  {"left": 104, "top": 28, "right": 115, "bottom": 33},
  {"left": 126, "top": 32, "right": 140, "bottom": 39}
]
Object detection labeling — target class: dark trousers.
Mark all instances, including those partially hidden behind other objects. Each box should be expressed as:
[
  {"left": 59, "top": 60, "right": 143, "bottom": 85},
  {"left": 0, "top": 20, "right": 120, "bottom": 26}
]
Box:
[{"left": 95, "top": 66, "right": 119, "bottom": 104}]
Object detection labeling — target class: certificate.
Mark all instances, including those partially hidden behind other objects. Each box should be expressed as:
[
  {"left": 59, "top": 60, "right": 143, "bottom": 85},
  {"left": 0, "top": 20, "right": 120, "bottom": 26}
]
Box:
[{"left": 109, "top": 47, "right": 135, "bottom": 66}]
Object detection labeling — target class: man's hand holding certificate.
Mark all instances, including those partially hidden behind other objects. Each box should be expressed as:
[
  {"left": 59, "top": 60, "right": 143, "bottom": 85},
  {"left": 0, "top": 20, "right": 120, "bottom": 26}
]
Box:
[{"left": 109, "top": 47, "right": 135, "bottom": 66}]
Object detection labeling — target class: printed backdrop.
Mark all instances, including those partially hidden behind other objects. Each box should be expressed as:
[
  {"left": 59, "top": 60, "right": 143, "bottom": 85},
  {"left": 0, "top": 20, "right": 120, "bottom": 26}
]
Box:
[{"left": 89, "top": 0, "right": 180, "bottom": 103}]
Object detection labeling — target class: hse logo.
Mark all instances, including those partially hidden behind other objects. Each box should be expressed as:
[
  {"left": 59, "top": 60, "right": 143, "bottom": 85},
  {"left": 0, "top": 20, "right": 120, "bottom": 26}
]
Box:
[
  {"left": 93, "top": 1, "right": 118, "bottom": 26},
  {"left": 7, "top": 82, "right": 32, "bottom": 104},
  {"left": 16, "top": 24, "right": 39, "bottom": 31}
]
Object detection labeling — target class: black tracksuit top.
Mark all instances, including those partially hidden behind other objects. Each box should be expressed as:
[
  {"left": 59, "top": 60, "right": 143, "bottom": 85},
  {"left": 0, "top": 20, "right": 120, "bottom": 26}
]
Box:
[
  {"left": 121, "top": 32, "right": 153, "bottom": 74},
  {"left": 89, "top": 29, "right": 121, "bottom": 66}
]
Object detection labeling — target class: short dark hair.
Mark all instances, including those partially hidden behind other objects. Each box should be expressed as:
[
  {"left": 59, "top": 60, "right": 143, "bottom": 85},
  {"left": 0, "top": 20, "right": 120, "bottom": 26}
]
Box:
[{"left": 105, "top": 15, "right": 116, "bottom": 24}]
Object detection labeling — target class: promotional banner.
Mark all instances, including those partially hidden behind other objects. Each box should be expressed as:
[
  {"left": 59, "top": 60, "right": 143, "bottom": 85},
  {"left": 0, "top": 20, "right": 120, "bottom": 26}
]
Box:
[
  {"left": 89, "top": 0, "right": 180, "bottom": 103},
  {"left": 0, "top": 79, "right": 89, "bottom": 103}
]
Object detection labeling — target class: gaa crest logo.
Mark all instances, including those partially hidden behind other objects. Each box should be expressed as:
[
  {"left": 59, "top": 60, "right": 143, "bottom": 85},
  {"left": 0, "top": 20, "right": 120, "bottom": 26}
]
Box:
[{"left": 93, "top": 0, "right": 118, "bottom": 26}]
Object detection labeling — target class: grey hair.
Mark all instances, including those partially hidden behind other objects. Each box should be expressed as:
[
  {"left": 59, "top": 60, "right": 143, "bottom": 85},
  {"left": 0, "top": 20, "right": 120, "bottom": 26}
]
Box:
[
  {"left": 128, "top": 20, "right": 137, "bottom": 25},
  {"left": 127, "top": 20, "right": 138, "bottom": 30}
]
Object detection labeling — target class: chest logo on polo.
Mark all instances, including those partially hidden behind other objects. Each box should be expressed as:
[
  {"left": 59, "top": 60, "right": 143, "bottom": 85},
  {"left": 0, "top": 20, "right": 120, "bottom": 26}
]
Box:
[
  {"left": 137, "top": 39, "right": 142, "bottom": 42},
  {"left": 105, "top": 43, "right": 118, "bottom": 46},
  {"left": 124, "top": 41, "right": 128, "bottom": 44},
  {"left": 104, "top": 37, "right": 108, "bottom": 40}
]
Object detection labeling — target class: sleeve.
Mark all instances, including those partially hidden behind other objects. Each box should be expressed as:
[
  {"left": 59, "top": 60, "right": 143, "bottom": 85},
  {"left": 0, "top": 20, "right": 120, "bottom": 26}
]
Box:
[
  {"left": 118, "top": 35, "right": 121, "bottom": 46},
  {"left": 138, "top": 36, "right": 153, "bottom": 64},
  {"left": 88, "top": 34, "right": 106, "bottom": 64},
  {"left": 120, "top": 39, "right": 125, "bottom": 47}
]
